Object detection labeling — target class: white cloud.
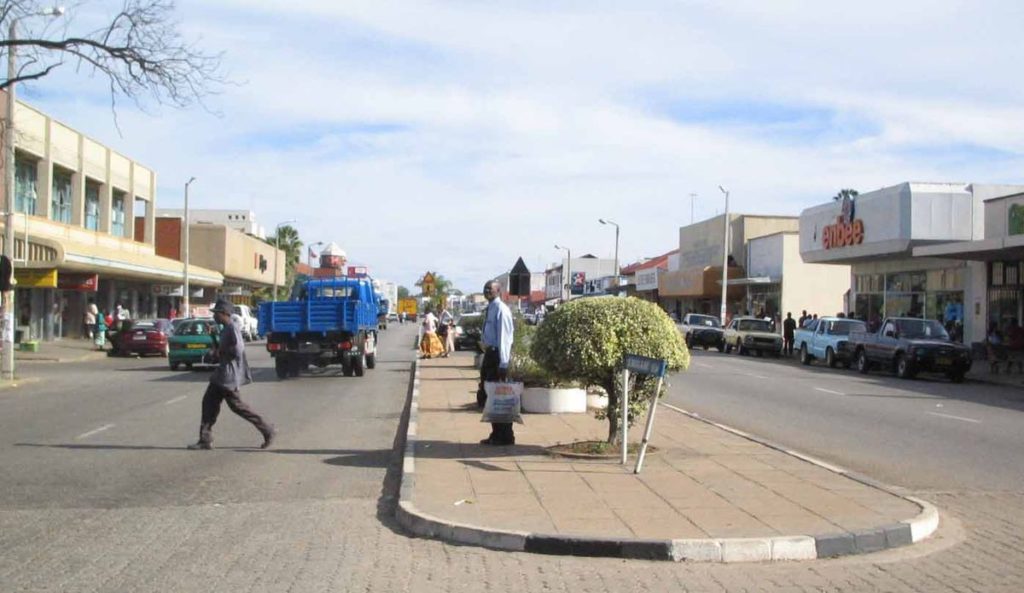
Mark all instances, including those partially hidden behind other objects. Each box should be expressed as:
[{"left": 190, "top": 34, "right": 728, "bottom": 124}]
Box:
[{"left": 17, "top": 0, "right": 1024, "bottom": 290}]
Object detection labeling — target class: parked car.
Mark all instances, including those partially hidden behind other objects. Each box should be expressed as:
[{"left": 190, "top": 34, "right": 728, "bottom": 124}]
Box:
[
  {"left": 454, "top": 312, "right": 483, "bottom": 351},
  {"left": 847, "top": 317, "right": 972, "bottom": 382},
  {"left": 387, "top": 312, "right": 399, "bottom": 322},
  {"left": 680, "top": 313, "right": 725, "bottom": 351},
  {"left": 110, "top": 319, "right": 173, "bottom": 357},
  {"left": 794, "top": 317, "right": 867, "bottom": 368},
  {"left": 723, "top": 316, "right": 783, "bottom": 356},
  {"left": 168, "top": 318, "right": 221, "bottom": 371},
  {"left": 234, "top": 304, "right": 259, "bottom": 341}
]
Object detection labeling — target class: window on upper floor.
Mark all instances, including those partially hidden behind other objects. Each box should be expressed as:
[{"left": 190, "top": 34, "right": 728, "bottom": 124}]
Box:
[
  {"left": 84, "top": 181, "right": 100, "bottom": 231},
  {"left": 111, "top": 190, "right": 127, "bottom": 237},
  {"left": 51, "top": 167, "right": 73, "bottom": 224},
  {"left": 14, "top": 155, "right": 38, "bottom": 215}
]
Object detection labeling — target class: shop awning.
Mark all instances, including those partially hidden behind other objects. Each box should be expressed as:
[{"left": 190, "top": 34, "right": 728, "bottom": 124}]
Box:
[{"left": 913, "top": 236, "right": 1024, "bottom": 261}]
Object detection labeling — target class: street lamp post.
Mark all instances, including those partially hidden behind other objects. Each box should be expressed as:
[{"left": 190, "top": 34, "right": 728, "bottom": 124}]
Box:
[
  {"left": 718, "top": 185, "right": 731, "bottom": 326},
  {"left": 307, "top": 241, "right": 324, "bottom": 268},
  {"left": 554, "top": 244, "right": 571, "bottom": 303},
  {"left": 2, "top": 6, "right": 65, "bottom": 381},
  {"left": 272, "top": 220, "right": 297, "bottom": 301},
  {"left": 598, "top": 218, "right": 620, "bottom": 292},
  {"left": 182, "top": 177, "right": 196, "bottom": 317}
]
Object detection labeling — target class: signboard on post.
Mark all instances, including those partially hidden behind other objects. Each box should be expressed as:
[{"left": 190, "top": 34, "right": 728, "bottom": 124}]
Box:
[{"left": 620, "top": 353, "right": 669, "bottom": 473}]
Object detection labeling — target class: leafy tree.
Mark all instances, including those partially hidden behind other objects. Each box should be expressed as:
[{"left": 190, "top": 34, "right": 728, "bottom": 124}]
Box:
[
  {"left": 265, "top": 225, "right": 302, "bottom": 294},
  {"left": 0, "top": 0, "right": 224, "bottom": 114},
  {"left": 832, "top": 188, "right": 859, "bottom": 202},
  {"left": 531, "top": 297, "right": 689, "bottom": 443},
  {"left": 397, "top": 285, "right": 410, "bottom": 299}
]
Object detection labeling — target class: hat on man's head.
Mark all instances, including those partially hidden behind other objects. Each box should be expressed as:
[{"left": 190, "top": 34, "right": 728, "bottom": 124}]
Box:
[{"left": 210, "top": 299, "right": 234, "bottom": 316}]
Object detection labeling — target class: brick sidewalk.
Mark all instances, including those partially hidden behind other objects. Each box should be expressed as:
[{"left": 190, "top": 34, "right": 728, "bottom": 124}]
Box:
[{"left": 400, "top": 354, "right": 933, "bottom": 560}]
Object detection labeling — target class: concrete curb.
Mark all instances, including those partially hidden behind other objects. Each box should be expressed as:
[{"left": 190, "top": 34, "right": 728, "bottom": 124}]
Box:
[
  {"left": 15, "top": 350, "right": 106, "bottom": 364},
  {"left": 394, "top": 361, "right": 940, "bottom": 562}
]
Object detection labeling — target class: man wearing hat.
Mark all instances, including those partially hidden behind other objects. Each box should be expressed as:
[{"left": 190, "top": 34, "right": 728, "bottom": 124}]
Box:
[{"left": 187, "top": 299, "right": 275, "bottom": 450}]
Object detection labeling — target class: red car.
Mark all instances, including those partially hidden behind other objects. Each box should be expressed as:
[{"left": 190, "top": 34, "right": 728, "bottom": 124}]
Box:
[{"left": 110, "top": 319, "right": 173, "bottom": 357}]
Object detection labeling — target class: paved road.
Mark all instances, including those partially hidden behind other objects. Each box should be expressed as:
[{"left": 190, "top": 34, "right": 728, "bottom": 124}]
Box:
[
  {"left": 1, "top": 326, "right": 1022, "bottom": 592},
  {"left": 667, "top": 350, "right": 1024, "bottom": 491}
]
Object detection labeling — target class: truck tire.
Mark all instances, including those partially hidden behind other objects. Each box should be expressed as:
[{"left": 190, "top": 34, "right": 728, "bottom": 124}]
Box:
[
  {"left": 947, "top": 370, "right": 966, "bottom": 383},
  {"left": 896, "top": 354, "right": 916, "bottom": 379},
  {"left": 800, "top": 344, "right": 811, "bottom": 365},
  {"left": 342, "top": 356, "right": 354, "bottom": 377},
  {"left": 288, "top": 358, "right": 301, "bottom": 378},
  {"left": 354, "top": 353, "right": 366, "bottom": 377},
  {"left": 275, "top": 357, "right": 288, "bottom": 379},
  {"left": 366, "top": 352, "right": 376, "bottom": 369},
  {"left": 856, "top": 350, "right": 871, "bottom": 374},
  {"left": 826, "top": 347, "right": 837, "bottom": 368}
]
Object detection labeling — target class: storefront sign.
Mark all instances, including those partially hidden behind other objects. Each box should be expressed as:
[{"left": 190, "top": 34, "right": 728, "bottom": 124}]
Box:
[
  {"left": 13, "top": 268, "right": 57, "bottom": 288},
  {"left": 57, "top": 273, "right": 99, "bottom": 292},
  {"left": 822, "top": 195, "right": 864, "bottom": 249},
  {"left": 571, "top": 272, "right": 586, "bottom": 295},
  {"left": 152, "top": 284, "right": 184, "bottom": 297}
]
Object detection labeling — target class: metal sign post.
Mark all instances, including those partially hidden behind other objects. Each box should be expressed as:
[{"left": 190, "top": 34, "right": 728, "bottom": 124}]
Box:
[{"left": 621, "top": 354, "right": 668, "bottom": 472}]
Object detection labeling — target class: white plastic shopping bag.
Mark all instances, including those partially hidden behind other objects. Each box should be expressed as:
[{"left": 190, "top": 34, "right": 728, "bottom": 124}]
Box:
[{"left": 481, "top": 381, "right": 525, "bottom": 424}]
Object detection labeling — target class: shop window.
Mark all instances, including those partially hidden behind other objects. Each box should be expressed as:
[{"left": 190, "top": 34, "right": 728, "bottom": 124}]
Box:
[
  {"left": 886, "top": 271, "right": 926, "bottom": 293},
  {"left": 111, "top": 190, "right": 126, "bottom": 237},
  {"left": 988, "top": 287, "right": 1019, "bottom": 329},
  {"left": 854, "top": 273, "right": 884, "bottom": 293},
  {"left": 51, "top": 167, "right": 73, "bottom": 224},
  {"left": 926, "top": 268, "right": 966, "bottom": 292},
  {"left": 84, "top": 182, "right": 100, "bottom": 231},
  {"left": 15, "top": 155, "right": 38, "bottom": 215}
]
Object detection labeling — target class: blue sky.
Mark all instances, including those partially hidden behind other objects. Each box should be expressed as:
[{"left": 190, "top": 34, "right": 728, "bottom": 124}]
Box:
[{"left": 16, "top": 0, "right": 1024, "bottom": 292}]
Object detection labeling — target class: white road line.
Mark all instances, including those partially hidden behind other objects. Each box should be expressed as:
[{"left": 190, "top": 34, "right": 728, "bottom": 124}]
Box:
[
  {"left": 76, "top": 423, "right": 115, "bottom": 440},
  {"left": 694, "top": 362, "right": 713, "bottom": 369},
  {"left": 926, "top": 411, "right": 981, "bottom": 424},
  {"left": 744, "top": 373, "right": 769, "bottom": 379},
  {"left": 813, "top": 387, "right": 845, "bottom": 396},
  {"left": 164, "top": 395, "right": 188, "bottom": 405}
]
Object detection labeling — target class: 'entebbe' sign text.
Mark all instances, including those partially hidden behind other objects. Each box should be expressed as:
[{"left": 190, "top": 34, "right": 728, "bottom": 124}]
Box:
[{"left": 822, "top": 215, "right": 864, "bottom": 249}]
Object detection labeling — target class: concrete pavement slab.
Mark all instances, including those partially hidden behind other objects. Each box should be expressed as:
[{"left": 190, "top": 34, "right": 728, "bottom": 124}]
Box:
[{"left": 396, "top": 354, "right": 939, "bottom": 561}]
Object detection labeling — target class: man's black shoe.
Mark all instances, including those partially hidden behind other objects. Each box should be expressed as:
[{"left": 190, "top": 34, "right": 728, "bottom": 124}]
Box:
[
  {"left": 187, "top": 441, "right": 212, "bottom": 450},
  {"left": 479, "top": 437, "right": 515, "bottom": 446},
  {"left": 261, "top": 428, "right": 276, "bottom": 449}
]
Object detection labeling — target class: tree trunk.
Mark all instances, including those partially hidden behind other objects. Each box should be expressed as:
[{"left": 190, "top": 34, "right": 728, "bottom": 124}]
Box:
[{"left": 605, "top": 380, "right": 620, "bottom": 444}]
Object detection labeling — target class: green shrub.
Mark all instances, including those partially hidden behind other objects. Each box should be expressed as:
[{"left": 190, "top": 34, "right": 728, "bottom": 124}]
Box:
[{"left": 530, "top": 297, "right": 689, "bottom": 443}]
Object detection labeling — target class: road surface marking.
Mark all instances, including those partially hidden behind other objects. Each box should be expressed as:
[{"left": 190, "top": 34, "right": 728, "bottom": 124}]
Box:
[
  {"left": 694, "top": 362, "right": 713, "bottom": 369},
  {"left": 813, "top": 387, "right": 845, "bottom": 396},
  {"left": 76, "top": 424, "right": 115, "bottom": 440},
  {"left": 926, "top": 412, "right": 981, "bottom": 424},
  {"left": 744, "top": 373, "right": 769, "bottom": 379},
  {"left": 164, "top": 395, "right": 188, "bottom": 405}
]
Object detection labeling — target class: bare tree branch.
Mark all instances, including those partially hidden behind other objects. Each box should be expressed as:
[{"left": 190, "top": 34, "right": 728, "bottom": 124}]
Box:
[{"left": 0, "top": 0, "right": 226, "bottom": 115}]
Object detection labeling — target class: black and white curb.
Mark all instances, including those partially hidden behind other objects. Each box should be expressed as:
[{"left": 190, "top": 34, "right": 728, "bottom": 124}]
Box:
[{"left": 395, "top": 361, "right": 940, "bottom": 561}]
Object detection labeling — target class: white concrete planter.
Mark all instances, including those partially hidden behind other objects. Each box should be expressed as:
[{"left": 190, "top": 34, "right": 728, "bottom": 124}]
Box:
[
  {"left": 521, "top": 387, "right": 587, "bottom": 414},
  {"left": 586, "top": 392, "right": 609, "bottom": 411}
]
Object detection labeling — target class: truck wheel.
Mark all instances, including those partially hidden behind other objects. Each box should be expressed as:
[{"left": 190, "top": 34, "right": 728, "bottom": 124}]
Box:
[
  {"left": 288, "top": 358, "right": 301, "bottom": 378},
  {"left": 948, "top": 370, "right": 966, "bottom": 383},
  {"left": 856, "top": 350, "right": 871, "bottom": 374},
  {"left": 170, "top": 362, "right": 180, "bottom": 371},
  {"left": 354, "top": 354, "right": 366, "bottom": 377},
  {"left": 275, "top": 357, "right": 289, "bottom": 380},
  {"left": 800, "top": 344, "right": 811, "bottom": 365},
  {"left": 342, "top": 356, "right": 354, "bottom": 377},
  {"left": 896, "top": 354, "right": 916, "bottom": 379},
  {"left": 366, "top": 352, "right": 376, "bottom": 369},
  {"left": 826, "top": 347, "right": 837, "bottom": 368},
  {"left": 737, "top": 340, "right": 746, "bottom": 355},
  {"left": 716, "top": 343, "right": 725, "bottom": 353}
]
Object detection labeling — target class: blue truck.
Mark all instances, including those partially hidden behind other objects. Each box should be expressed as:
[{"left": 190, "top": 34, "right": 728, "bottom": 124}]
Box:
[{"left": 258, "top": 277, "right": 381, "bottom": 379}]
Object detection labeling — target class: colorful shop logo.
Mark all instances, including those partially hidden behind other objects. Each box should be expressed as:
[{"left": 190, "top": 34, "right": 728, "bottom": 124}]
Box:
[{"left": 822, "top": 195, "right": 864, "bottom": 249}]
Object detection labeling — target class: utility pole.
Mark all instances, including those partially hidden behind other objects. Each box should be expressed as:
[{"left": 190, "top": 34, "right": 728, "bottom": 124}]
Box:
[{"left": 183, "top": 177, "right": 195, "bottom": 317}]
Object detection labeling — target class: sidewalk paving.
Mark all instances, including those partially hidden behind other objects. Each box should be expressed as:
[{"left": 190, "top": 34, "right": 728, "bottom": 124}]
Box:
[
  {"left": 13, "top": 338, "right": 106, "bottom": 363},
  {"left": 397, "top": 354, "right": 939, "bottom": 562}
]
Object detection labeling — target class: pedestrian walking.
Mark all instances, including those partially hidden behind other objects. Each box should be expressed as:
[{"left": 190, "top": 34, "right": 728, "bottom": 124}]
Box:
[
  {"left": 187, "top": 299, "right": 275, "bottom": 450},
  {"left": 783, "top": 312, "right": 796, "bottom": 356},
  {"left": 419, "top": 309, "right": 444, "bottom": 358},
  {"left": 477, "top": 281, "right": 515, "bottom": 446},
  {"left": 439, "top": 306, "right": 455, "bottom": 356},
  {"left": 84, "top": 299, "right": 98, "bottom": 339}
]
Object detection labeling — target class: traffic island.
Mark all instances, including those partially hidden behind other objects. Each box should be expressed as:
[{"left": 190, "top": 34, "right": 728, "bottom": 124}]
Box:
[{"left": 396, "top": 355, "right": 940, "bottom": 562}]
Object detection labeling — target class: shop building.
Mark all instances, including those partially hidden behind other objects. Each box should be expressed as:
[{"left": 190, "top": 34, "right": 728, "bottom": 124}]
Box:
[
  {"left": 153, "top": 218, "right": 285, "bottom": 310},
  {"left": 741, "top": 232, "right": 850, "bottom": 320},
  {"left": 156, "top": 208, "right": 266, "bottom": 239},
  {"left": 658, "top": 214, "right": 798, "bottom": 320},
  {"left": 800, "top": 182, "right": 1024, "bottom": 342},
  {"left": 0, "top": 95, "right": 222, "bottom": 341},
  {"left": 622, "top": 250, "right": 677, "bottom": 303},
  {"left": 543, "top": 255, "right": 617, "bottom": 305},
  {"left": 913, "top": 189, "right": 1024, "bottom": 341}
]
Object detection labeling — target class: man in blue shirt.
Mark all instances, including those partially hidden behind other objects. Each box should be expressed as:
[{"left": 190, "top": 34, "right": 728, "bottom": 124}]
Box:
[{"left": 477, "top": 281, "right": 516, "bottom": 446}]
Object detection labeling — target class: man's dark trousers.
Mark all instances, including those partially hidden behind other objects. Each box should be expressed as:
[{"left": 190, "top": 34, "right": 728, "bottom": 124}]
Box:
[
  {"left": 476, "top": 347, "right": 514, "bottom": 444},
  {"left": 198, "top": 382, "right": 273, "bottom": 446},
  {"left": 783, "top": 335, "right": 794, "bottom": 356}
]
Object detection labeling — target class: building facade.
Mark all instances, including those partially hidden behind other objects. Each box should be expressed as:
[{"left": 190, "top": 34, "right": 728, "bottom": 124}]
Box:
[
  {"left": 156, "top": 208, "right": 266, "bottom": 239},
  {"left": 742, "top": 232, "right": 850, "bottom": 321},
  {"left": 1, "top": 95, "right": 222, "bottom": 341},
  {"left": 800, "top": 182, "right": 1024, "bottom": 343},
  {"left": 543, "top": 255, "right": 617, "bottom": 304}
]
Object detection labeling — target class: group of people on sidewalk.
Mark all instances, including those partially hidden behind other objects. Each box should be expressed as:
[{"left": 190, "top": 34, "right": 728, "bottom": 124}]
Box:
[
  {"left": 418, "top": 306, "right": 456, "bottom": 358},
  {"left": 83, "top": 301, "right": 133, "bottom": 350}
]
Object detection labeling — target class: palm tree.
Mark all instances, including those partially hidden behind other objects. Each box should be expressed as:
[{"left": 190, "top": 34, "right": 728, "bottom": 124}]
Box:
[
  {"left": 266, "top": 225, "right": 303, "bottom": 293},
  {"left": 833, "top": 188, "right": 859, "bottom": 202}
]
